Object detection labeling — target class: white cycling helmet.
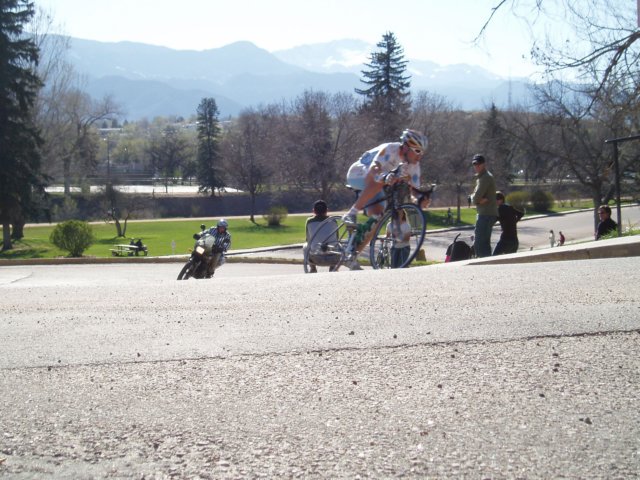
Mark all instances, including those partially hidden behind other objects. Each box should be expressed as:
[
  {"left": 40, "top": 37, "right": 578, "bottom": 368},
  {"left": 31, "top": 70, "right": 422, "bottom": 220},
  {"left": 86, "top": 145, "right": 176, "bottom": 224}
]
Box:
[
  {"left": 400, "top": 129, "right": 428, "bottom": 152},
  {"left": 217, "top": 219, "right": 228, "bottom": 229}
]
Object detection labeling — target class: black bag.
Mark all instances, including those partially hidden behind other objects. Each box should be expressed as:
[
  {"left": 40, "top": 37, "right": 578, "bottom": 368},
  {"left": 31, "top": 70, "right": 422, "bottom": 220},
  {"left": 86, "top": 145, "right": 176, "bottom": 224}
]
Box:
[{"left": 445, "top": 233, "right": 472, "bottom": 262}]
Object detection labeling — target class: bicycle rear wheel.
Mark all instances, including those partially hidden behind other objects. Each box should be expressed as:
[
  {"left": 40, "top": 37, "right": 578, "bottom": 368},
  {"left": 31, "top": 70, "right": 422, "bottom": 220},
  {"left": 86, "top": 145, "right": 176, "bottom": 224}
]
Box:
[
  {"left": 369, "top": 204, "right": 426, "bottom": 269},
  {"left": 304, "top": 216, "right": 353, "bottom": 273}
]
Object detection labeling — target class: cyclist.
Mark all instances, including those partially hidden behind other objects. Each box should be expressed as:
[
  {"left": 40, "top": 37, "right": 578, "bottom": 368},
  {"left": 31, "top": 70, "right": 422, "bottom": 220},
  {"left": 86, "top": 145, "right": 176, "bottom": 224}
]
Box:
[
  {"left": 342, "top": 129, "right": 430, "bottom": 269},
  {"left": 205, "top": 219, "right": 232, "bottom": 277}
]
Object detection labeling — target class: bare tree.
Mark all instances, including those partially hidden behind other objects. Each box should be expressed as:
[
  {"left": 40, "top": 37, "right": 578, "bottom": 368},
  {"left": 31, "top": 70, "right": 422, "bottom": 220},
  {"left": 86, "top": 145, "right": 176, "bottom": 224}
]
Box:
[
  {"left": 478, "top": 0, "right": 640, "bottom": 113},
  {"left": 480, "top": 0, "right": 640, "bottom": 225},
  {"left": 222, "top": 108, "right": 276, "bottom": 222},
  {"left": 101, "top": 190, "right": 149, "bottom": 238},
  {"left": 30, "top": 9, "right": 121, "bottom": 196},
  {"left": 284, "top": 90, "right": 338, "bottom": 200},
  {"left": 146, "top": 125, "right": 194, "bottom": 193},
  {"left": 328, "top": 92, "right": 365, "bottom": 188},
  {"left": 505, "top": 79, "right": 638, "bottom": 228}
]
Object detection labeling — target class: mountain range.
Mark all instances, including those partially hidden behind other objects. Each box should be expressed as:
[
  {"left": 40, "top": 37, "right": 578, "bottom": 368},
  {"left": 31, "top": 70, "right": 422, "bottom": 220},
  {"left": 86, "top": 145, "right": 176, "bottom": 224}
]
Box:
[{"left": 60, "top": 37, "right": 532, "bottom": 120}]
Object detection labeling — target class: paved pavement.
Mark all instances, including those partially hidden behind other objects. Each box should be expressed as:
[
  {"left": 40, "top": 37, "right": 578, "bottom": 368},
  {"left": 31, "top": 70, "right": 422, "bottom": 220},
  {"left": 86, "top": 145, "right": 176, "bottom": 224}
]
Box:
[{"left": 1, "top": 211, "right": 640, "bottom": 478}]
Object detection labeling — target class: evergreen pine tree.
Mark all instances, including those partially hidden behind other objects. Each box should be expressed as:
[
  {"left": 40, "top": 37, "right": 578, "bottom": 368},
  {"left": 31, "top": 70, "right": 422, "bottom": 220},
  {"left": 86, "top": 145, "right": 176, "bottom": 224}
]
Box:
[
  {"left": 195, "top": 97, "right": 224, "bottom": 195},
  {"left": 355, "top": 32, "right": 411, "bottom": 140},
  {"left": 0, "top": 0, "right": 44, "bottom": 250}
]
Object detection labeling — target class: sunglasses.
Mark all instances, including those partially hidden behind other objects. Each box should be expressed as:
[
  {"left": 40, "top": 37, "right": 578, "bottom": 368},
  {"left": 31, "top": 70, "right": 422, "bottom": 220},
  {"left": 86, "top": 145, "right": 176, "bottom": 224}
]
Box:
[{"left": 409, "top": 146, "right": 423, "bottom": 155}]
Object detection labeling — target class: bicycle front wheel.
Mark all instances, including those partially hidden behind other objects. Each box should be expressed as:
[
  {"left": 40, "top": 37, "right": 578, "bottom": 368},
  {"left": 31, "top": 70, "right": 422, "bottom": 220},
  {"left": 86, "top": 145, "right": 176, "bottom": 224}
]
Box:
[{"left": 369, "top": 204, "right": 426, "bottom": 269}]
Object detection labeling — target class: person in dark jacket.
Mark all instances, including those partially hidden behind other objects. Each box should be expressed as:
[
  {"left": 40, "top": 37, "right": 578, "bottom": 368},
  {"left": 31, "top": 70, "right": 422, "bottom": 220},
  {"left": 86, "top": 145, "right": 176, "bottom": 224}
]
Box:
[
  {"left": 493, "top": 191, "right": 524, "bottom": 255},
  {"left": 595, "top": 205, "right": 617, "bottom": 240}
]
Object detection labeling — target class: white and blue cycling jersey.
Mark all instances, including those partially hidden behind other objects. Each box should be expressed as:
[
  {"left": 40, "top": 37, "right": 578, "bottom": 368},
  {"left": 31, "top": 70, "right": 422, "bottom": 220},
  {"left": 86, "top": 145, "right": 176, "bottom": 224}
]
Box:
[{"left": 346, "top": 142, "right": 420, "bottom": 192}]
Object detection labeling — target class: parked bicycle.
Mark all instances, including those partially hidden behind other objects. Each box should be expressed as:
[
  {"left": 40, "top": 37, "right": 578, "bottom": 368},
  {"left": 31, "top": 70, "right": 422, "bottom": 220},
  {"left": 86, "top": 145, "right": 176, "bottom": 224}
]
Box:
[{"left": 304, "top": 169, "right": 434, "bottom": 272}]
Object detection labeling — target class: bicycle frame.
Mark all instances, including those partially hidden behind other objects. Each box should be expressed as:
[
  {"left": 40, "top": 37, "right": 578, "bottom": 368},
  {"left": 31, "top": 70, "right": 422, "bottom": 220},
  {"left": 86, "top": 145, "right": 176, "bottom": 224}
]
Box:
[{"left": 363, "top": 177, "right": 434, "bottom": 269}]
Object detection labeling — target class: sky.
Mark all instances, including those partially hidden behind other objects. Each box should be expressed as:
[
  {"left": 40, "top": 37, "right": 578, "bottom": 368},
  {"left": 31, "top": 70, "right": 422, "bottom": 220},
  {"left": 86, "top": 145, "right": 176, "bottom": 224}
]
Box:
[{"left": 34, "top": 0, "right": 552, "bottom": 77}]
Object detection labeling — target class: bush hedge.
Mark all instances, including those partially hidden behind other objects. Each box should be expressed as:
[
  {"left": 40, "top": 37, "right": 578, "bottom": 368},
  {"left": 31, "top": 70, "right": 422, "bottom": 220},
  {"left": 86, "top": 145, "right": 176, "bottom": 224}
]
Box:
[
  {"left": 506, "top": 191, "right": 529, "bottom": 211},
  {"left": 530, "top": 189, "right": 555, "bottom": 212},
  {"left": 263, "top": 206, "right": 289, "bottom": 226},
  {"left": 49, "top": 220, "right": 95, "bottom": 257}
]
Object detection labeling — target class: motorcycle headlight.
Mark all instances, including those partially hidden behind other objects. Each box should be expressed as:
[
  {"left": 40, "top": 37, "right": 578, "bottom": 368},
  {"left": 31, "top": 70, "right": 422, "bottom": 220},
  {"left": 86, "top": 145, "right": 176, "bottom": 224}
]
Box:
[{"left": 195, "top": 245, "right": 206, "bottom": 255}]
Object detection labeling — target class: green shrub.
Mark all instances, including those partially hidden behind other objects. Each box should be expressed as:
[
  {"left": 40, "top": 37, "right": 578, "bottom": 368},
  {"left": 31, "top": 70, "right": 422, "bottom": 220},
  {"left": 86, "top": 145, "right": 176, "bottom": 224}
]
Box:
[
  {"left": 530, "top": 189, "right": 555, "bottom": 212},
  {"left": 49, "top": 220, "right": 95, "bottom": 257},
  {"left": 263, "top": 205, "right": 288, "bottom": 226},
  {"left": 506, "top": 191, "right": 529, "bottom": 211}
]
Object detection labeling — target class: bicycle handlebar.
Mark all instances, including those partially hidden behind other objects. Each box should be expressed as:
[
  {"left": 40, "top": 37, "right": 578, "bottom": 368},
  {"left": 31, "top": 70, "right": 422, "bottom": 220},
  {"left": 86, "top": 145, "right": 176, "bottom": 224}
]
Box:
[
  {"left": 382, "top": 164, "right": 436, "bottom": 199},
  {"left": 411, "top": 183, "right": 436, "bottom": 199}
]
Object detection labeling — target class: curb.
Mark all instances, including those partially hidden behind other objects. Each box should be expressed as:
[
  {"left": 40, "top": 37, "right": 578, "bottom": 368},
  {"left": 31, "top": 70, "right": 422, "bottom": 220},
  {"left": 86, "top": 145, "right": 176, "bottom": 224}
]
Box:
[
  {"left": 0, "top": 245, "right": 305, "bottom": 267},
  {"left": 466, "top": 235, "right": 640, "bottom": 266}
]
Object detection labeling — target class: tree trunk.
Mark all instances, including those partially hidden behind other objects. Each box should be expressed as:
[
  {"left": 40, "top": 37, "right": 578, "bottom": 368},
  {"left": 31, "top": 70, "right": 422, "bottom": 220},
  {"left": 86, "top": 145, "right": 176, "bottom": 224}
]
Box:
[
  {"left": 121, "top": 215, "right": 130, "bottom": 237},
  {"left": 11, "top": 218, "right": 25, "bottom": 240},
  {"left": 2, "top": 221, "right": 12, "bottom": 251},
  {"left": 250, "top": 193, "right": 256, "bottom": 223},
  {"left": 63, "top": 156, "right": 72, "bottom": 197},
  {"left": 114, "top": 218, "right": 123, "bottom": 237}
]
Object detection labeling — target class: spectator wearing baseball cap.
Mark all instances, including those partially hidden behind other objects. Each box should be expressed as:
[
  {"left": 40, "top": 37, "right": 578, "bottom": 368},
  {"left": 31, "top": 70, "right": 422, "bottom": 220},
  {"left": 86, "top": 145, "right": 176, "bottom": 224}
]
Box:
[{"left": 468, "top": 154, "right": 498, "bottom": 257}]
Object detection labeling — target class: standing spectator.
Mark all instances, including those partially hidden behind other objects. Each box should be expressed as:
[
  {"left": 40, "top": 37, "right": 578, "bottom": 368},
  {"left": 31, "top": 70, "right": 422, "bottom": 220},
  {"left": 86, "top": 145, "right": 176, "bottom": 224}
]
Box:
[
  {"left": 558, "top": 231, "right": 566, "bottom": 246},
  {"left": 468, "top": 154, "right": 498, "bottom": 258},
  {"left": 549, "top": 229, "right": 556, "bottom": 248},
  {"left": 595, "top": 205, "right": 617, "bottom": 240},
  {"left": 493, "top": 191, "right": 524, "bottom": 255}
]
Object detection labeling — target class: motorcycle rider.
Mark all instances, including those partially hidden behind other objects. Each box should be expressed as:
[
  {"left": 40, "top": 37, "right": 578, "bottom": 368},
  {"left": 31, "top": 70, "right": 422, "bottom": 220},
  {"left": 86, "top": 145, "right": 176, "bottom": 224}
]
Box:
[{"left": 205, "top": 219, "right": 231, "bottom": 277}]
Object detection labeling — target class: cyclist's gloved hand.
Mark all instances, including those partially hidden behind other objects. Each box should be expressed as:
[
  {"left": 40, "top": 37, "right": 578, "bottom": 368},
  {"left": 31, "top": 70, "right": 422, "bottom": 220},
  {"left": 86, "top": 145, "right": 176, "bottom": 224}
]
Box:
[{"left": 384, "top": 172, "right": 396, "bottom": 185}]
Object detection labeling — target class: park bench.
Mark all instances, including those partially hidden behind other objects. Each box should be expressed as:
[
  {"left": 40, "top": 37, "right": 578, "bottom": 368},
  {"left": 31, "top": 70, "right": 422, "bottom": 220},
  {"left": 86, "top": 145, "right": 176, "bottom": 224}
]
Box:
[{"left": 110, "top": 243, "right": 148, "bottom": 257}]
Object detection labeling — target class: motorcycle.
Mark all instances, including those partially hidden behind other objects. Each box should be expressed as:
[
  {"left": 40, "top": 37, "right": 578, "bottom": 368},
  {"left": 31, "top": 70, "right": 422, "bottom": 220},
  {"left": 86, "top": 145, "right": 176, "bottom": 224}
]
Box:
[{"left": 177, "top": 225, "right": 223, "bottom": 280}]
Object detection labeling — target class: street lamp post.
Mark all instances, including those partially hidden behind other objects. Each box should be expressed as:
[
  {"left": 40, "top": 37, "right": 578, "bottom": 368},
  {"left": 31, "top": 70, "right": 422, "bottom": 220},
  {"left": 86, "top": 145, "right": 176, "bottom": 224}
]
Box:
[{"left": 604, "top": 133, "right": 640, "bottom": 236}]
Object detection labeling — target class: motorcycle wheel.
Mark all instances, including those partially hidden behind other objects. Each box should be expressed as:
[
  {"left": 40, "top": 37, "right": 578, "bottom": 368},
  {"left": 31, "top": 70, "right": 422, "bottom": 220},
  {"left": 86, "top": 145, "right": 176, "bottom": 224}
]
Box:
[{"left": 177, "top": 261, "right": 193, "bottom": 280}]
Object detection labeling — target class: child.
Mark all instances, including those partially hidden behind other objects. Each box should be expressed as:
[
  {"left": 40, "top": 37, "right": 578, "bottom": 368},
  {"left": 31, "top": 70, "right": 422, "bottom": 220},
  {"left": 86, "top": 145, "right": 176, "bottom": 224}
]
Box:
[{"left": 387, "top": 210, "right": 411, "bottom": 268}]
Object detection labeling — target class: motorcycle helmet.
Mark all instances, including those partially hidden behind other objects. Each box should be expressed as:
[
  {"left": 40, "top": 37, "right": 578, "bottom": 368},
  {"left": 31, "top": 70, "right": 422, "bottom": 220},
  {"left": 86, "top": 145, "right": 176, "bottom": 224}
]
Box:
[{"left": 217, "top": 219, "right": 228, "bottom": 229}]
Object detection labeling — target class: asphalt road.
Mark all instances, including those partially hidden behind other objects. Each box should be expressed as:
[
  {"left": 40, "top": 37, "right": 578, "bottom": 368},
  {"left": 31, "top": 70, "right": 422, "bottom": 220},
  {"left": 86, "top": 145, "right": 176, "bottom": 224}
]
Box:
[{"left": 1, "top": 254, "right": 639, "bottom": 478}]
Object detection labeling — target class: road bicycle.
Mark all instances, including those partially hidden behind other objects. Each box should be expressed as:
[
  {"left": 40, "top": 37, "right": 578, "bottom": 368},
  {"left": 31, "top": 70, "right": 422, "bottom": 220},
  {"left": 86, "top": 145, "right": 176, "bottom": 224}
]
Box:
[{"left": 304, "top": 172, "right": 434, "bottom": 272}]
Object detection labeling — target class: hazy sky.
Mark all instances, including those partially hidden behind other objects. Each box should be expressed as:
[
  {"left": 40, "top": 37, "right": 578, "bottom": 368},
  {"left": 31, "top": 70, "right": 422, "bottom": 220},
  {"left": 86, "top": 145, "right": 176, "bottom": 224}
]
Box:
[{"left": 35, "top": 0, "right": 548, "bottom": 77}]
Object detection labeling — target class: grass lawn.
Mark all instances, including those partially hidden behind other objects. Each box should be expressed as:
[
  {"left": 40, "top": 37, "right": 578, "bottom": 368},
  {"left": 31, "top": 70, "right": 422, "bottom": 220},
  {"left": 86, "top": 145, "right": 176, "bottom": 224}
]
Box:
[
  {"left": 1, "top": 217, "right": 313, "bottom": 259},
  {"left": 0, "top": 204, "right": 593, "bottom": 260}
]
